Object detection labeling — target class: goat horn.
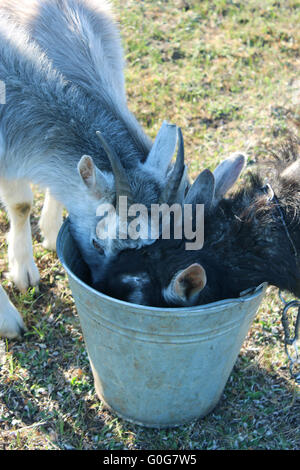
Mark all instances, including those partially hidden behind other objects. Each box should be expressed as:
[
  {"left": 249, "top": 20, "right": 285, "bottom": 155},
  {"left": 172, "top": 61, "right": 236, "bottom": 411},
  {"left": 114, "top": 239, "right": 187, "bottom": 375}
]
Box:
[
  {"left": 96, "top": 131, "right": 134, "bottom": 210},
  {"left": 160, "top": 127, "right": 185, "bottom": 204}
]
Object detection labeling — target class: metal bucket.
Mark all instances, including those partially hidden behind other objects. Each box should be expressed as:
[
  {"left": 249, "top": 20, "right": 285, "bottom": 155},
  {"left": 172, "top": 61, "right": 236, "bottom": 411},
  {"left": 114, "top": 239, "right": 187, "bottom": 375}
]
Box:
[{"left": 57, "top": 219, "right": 267, "bottom": 428}]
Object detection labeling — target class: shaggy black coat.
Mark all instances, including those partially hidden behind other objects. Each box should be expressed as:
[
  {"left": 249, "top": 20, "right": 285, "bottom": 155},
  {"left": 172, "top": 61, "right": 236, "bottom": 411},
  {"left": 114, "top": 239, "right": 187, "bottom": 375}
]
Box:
[{"left": 95, "top": 138, "right": 300, "bottom": 307}]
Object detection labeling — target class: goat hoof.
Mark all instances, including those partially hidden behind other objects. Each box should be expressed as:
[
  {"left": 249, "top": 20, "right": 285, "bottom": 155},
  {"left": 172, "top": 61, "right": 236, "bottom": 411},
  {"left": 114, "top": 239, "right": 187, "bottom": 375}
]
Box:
[
  {"left": 0, "top": 303, "right": 26, "bottom": 340},
  {"left": 42, "top": 237, "right": 57, "bottom": 251},
  {"left": 8, "top": 261, "right": 40, "bottom": 292}
]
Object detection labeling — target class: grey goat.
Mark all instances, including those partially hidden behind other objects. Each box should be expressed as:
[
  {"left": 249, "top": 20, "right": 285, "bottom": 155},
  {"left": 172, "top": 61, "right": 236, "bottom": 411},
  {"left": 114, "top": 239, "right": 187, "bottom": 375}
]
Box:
[{"left": 0, "top": 0, "right": 185, "bottom": 338}]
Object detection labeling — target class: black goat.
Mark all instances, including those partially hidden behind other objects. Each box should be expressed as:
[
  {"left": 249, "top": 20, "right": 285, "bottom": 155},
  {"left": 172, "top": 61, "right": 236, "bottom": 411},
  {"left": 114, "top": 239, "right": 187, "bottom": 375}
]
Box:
[{"left": 95, "top": 137, "right": 300, "bottom": 307}]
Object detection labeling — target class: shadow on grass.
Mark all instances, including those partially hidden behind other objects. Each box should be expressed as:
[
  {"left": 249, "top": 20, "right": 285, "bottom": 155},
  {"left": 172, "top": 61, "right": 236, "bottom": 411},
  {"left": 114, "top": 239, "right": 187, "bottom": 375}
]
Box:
[{"left": 1, "top": 285, "right": 299, "bottom": 450}]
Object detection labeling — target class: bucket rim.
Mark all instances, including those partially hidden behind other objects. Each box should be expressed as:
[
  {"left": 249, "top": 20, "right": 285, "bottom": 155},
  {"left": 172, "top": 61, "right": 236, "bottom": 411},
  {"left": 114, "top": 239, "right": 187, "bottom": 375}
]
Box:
[{"left": 57, "top": 218, "right": 267, "bottom": 314}]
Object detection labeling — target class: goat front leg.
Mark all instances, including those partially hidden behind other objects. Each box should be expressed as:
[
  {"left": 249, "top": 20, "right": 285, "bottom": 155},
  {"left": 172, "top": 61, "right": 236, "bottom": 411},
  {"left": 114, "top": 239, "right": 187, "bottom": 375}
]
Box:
[
  {"left": 0, "top": 285, "right": 26, "bottom": 338},
  {"left": 39, "top": 189, "right": 63, "bottom": 251},
  {"left": 0, "top": 179, "right": 40, "bottom": 292}
]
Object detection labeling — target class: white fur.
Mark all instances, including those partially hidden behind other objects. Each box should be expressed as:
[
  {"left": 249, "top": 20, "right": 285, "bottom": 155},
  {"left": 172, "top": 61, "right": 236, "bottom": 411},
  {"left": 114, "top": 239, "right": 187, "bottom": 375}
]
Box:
[
  {"left": 0, "top": 0, "right": 128, "bottom": 339},
  {"left": 0, "top": 285, "right": 26, "bottom": 338},
  {"left": 39, "top": 189, "right": 63, "bottom": 250},
  {"left": 121, "top": 273, "right": 150, "bottom": 305},
  {"left": 0, "top": 0, "right": 180, "bottom": 339},
  {"left": 0, "top": 178, "right": 40, "bottom": 292}
]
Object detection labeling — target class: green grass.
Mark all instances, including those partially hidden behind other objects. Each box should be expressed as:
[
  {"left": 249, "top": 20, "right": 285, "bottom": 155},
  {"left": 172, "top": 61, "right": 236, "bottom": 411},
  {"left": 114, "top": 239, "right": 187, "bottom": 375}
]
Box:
[{"left": 0, "top": 0, "right": 300, "bottom": 450}]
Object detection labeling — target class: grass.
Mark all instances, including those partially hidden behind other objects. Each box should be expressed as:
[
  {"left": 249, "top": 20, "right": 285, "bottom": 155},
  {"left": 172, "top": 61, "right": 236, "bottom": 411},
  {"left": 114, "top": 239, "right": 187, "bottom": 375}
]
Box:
[{"left": 1, "top": 0, "right": 300, "bottom": 450}]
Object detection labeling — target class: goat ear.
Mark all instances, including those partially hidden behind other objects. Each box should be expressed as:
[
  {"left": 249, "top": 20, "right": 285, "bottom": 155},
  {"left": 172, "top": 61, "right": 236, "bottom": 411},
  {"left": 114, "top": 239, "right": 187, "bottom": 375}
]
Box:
[
  {"left": 213, "top": 152, "right": 246, "bottom": 201},
  {"left": 78, "top": 155, "right": 96, "bottom": 188},
  {"left": 184, "top": 169, "right": 215, "bottom": 212},
  {"left": 144, "top": 121, "right": 178, "bottom": 175},
  {"left": 281, "top": 160, "right": 300, "bottom": 180},
  {"left": 170, "top": 263, "right": 207, "bottom": 304},
  {"left": 78, "top": 155, "right": 111, "bottom": 199}
]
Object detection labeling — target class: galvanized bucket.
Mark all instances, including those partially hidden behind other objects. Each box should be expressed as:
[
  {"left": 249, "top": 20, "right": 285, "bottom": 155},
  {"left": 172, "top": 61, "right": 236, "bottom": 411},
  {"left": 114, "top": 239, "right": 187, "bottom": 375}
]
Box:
[{"left": 57, "top": 219, "right": 267, "bottom": 428}]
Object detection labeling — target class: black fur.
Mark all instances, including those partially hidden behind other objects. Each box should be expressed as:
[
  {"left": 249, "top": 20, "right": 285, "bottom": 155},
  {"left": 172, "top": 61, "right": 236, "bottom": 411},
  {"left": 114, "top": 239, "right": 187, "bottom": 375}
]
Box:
[{"left": 95, "top": 139, "right": 300, "bottom": 307}]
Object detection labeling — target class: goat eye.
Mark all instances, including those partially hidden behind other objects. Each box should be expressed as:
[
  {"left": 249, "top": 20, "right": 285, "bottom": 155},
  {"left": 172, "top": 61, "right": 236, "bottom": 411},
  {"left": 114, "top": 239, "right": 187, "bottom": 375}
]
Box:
[{"left": 92, "top": 238, "right": 104, "bottom": 255}]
